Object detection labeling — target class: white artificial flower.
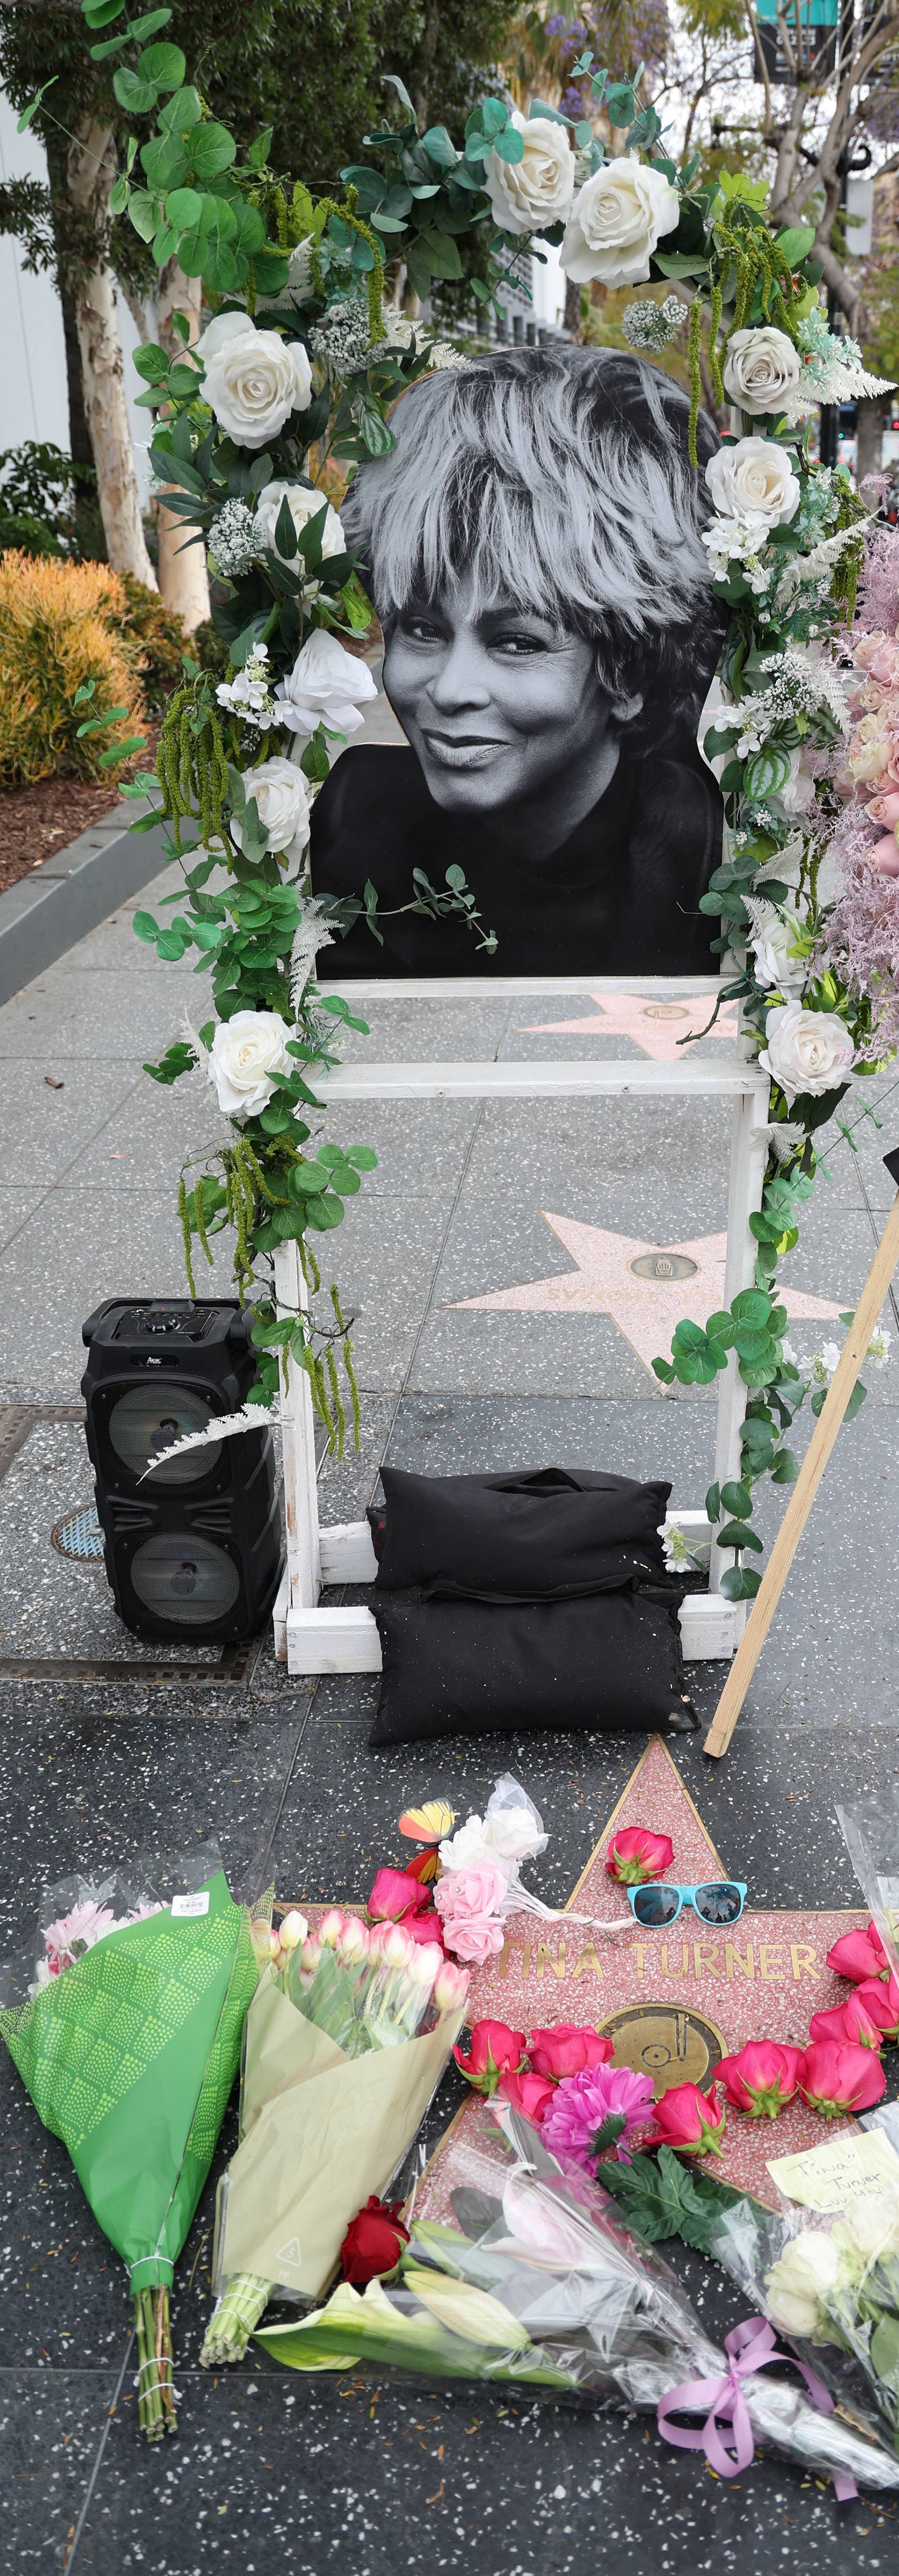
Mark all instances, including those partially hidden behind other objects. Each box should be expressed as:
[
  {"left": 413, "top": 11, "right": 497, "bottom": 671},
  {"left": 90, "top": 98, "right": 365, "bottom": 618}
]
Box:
[
  {"left": 438, "top": 1816, "right": 492, "bottom": 1872},
  {"left": 749, "top": 909, "right": 806, "bottom": 993},
  {"left": 216, "top": 642, "right": 286, "bottom": 732},
  {"left": 866, "top": 1325, "right": 892, "bottom": 1369},
  {"left": 483, "top": 109, "right": 575, "bottom": 237},
  {"left": 275, "top": 629, "right": 378, "bottom": 738},
  {"left": 234, "top": 757, "right": 311, "bottom": 864},
  {"left": 483, "top": 1805, "right": 545, "bottom": 1861},
  {"left": 195, "top": 308, "right": 253, "bottom": 362},
  {"left": 201, "top": 324, "right": 312, "bottom": 449},
  {"left": 255, "top": 480, "right": 346, "bottom": 567},
  {"left": 560, "top": 156, "right": 679, "bottom": 289},
  {"left": 207, "top": 1010, "right": 293, "bottom": 1120},
  {"left": 722, "top": 327, "right": 802, "bottom": 418},
  {"left": 758, "top": 1002, "right": 856, "bottom": 1103},
  {"left": 706, "top": 436, "right": 800, "bottom": 531}
]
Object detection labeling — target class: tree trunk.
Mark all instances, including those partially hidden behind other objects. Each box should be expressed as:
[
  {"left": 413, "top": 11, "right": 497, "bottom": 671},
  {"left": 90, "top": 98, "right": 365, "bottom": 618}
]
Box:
[
  {"left": 154, "top": 261, "right": 211, "bottom": 633},
  {"left": 856, "top": 395, "right": 886, "bottom": 491},
  {"left": 66, "top": 116, "right": 157, "bottom": 588}
]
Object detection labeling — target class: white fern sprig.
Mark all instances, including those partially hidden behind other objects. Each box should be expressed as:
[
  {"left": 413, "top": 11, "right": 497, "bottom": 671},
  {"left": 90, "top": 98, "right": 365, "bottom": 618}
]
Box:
[
  {"left": 289, "top": 899, "right": 335, "bottom": 1014},
  {"left": 138, "top": 1403, "right": 280, "bottom": 1481}
]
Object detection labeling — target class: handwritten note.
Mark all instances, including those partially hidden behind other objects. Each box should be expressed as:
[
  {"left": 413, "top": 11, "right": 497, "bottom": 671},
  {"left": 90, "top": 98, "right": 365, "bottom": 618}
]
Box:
[{"left": 766, "top": 2128, "right": 899, "bottom": 2212}]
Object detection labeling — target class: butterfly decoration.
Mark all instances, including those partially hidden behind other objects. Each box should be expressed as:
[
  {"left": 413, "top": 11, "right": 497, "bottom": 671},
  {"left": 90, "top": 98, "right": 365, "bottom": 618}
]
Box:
[{"left": 396, "top": 1799, "right": 456, "bottom": 1885}]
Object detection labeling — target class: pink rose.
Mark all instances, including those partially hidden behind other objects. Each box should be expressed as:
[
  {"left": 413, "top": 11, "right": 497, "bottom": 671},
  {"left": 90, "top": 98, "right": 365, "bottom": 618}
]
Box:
[
  {"left": 497, "top": 2067, "right": 557, "bottom": 2123},
  {"left": 866, "top": 791, "right": 899, "bottom": 827},
  {"left": 444, "top": 1913, "right": 506, "bottom": 1963},
  {"left": 434, "top": 1861, "right": 508, "bottom": 1923},
  {"left": 871, "top": 838, "right": 899, "bottom": 877}
]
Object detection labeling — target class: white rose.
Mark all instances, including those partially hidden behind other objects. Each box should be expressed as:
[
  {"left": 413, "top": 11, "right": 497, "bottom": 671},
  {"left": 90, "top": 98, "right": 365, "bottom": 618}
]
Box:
[
  {"left": 195, "top": 309, "right": 252, "bottom": 362},
  {"left": 765, "top": 2229, "right": 843, "bottom": 2341},
  {"left": 255, "top": 480, "right": 346, "bottom": 567},
  {"left": 201, "top": 325, "right": 312, "bottom": 450},
  {"left": 438, "top": 1817, "right": 492, "bottom": 1872},
  {"left": 207, "top": 1010, "right": 293, "bottom": 1120},
  {"left": 706, "top": 436, "right": 800, "bottom": 529},
  {"left": 749, "top": 910, "right": 806, "bottom": 992},
  {"left": 759, "top": 1002, "right": 856, "bottom": 1103},
  {"left": 560, "top": 156, "right": 679, "bottom": 289},
  {"left": 722, "top": 327, "right": 802, "bottom": 418},
  {"left": 275, "top": 629, "right": 378, "bottom": 738},
  {"left": 484, "top": 110, "right": 574, "bottom": 238},
  {"left": 234, "top": 757, "right": 310, "bottom": 864}
]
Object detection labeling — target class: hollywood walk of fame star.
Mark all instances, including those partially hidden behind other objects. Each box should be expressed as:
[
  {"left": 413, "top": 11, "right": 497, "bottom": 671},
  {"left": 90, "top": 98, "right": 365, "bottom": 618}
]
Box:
[
  {"left": 450, "top": 1213, "right": 840, "bottom": 1380},
  {"left": 407, "top": 1737, "right": 869, "bottom": 2215},
  {"left": 518, "top": 991, "right": 740, "bottom": 1061}
]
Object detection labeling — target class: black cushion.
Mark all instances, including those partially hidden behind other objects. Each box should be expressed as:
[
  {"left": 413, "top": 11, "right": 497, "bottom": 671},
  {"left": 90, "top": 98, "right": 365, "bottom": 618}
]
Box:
[
  {"left": 368, "top": 1466, "right": 671, "bottom": 1601},
  {"left": 368, "top": 1587, "right": 696, "bottom": 1746}
]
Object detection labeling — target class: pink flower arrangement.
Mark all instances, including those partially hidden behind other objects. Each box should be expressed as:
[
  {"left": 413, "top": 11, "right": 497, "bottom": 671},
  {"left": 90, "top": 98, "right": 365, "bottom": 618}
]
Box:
[
  {"left": 824, "top": 526, "right": 899, "bottom": 1046},
  {"left": 433, "top": 1859, "right": 508, "bottom": 1962},
  {"left": 541, "top": 2062, "right": 655, "bottom": 2168}
]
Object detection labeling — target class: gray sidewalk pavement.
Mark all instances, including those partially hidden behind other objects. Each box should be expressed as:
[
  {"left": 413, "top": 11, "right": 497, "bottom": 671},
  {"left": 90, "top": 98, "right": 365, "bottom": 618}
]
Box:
[{"left": 1, "top": 683, "right": 898, "bottom": 2571}]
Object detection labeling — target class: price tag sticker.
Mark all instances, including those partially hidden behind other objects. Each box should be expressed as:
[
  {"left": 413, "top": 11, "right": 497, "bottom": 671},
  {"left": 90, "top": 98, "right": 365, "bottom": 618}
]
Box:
[{"left": 171, "top": 1890, "right": 210, "bottom": 1919}]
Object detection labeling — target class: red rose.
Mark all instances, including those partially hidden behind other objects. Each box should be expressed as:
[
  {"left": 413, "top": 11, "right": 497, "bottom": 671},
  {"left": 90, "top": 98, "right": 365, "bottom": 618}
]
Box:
[
  {"left": 648, "top": 2081, "right": 726, "bottom": 2157},
  {"left": 798, "top": 2041, "right": 887, "bottom": 2118},
  {"left": 340, "top": 2195, "right": 410, "bottom": 2285},
  {"left": 715, "top": 2040, "right": 803, "bottom": 2117},
  {"left": 366, "top": 1867, "right": 427, "bottom": 1925},
  {"left": 498, "top": 2068, "right": 557, "bottom": 2123},
  {"left": 809, "top": 1995, "right": 886, "bottom": 2054},
  {"left": 856, "top": 1971, "right": 899, "bottom": 2042},
  {"left": 825, "top": 1924, "right": 888, "bottom": 1984},
  {"left": 453, "top": 2018, "right": 527, "bottom": 2097},
  {"left": 405, "top": 1907, "right": 445, "bottom": 1948},
  {"left": 605, "top": 1827, "right": 675, "bottom": 1886},
  {"left": 527, "top": 2023, "right": 615, "bottom": 2081}
]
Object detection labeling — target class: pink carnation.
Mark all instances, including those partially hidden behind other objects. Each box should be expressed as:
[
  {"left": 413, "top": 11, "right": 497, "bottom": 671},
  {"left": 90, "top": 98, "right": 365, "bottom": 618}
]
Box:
[{"left": 540, "top": 2062, "right": 656, "bottom": 2169}]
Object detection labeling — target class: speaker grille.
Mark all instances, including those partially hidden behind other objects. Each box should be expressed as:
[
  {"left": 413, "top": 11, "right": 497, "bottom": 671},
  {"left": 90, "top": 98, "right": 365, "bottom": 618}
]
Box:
[
  {"left": 108, "top": 1384, "right": 221, "bottom": 1485},
  {"left": 130, "top": 1532, "right": 240, "bottom": 1627}
]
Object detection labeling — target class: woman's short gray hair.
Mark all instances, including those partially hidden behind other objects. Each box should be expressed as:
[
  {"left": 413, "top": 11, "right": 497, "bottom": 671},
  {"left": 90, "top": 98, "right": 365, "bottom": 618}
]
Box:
[{"left": 343, "top": 345, "right": 724, "bottom": 714}]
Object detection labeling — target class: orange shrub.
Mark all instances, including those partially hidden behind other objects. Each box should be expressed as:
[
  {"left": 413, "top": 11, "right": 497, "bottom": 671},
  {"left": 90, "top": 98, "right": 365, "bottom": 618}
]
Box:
[{"left": 0, "top": 551, "right": 147, "bottom": 785}]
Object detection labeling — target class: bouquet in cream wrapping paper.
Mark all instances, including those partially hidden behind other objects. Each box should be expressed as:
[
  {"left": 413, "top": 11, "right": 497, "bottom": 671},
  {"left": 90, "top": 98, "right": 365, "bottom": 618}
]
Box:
[{"left": 203, "top": 1909, "right": 467, "bottom": 2361}]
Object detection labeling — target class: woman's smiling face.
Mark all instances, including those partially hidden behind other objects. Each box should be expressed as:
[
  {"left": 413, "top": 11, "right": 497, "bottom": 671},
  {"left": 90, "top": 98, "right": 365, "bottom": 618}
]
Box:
[{"left": 383, "top": 572, "right": 622, "bottom": 820}]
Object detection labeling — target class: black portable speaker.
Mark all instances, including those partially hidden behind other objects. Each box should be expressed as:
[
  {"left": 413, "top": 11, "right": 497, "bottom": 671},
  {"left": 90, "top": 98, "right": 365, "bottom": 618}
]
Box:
[{"left": 81, "top": 1298, "right": 284, "bottom": 1644}]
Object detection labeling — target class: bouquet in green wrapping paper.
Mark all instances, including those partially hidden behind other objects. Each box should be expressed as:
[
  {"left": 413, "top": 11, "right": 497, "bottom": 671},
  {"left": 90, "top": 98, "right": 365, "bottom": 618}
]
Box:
[{"left": 0, "top": 1843, "right": 265, "bottom": 2439}]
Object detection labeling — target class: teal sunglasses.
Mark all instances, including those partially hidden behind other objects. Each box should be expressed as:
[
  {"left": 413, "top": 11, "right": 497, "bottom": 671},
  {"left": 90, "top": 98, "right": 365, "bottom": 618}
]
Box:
[{"left": 626, "top": 1880, "right": 747, "bottom": 1930}]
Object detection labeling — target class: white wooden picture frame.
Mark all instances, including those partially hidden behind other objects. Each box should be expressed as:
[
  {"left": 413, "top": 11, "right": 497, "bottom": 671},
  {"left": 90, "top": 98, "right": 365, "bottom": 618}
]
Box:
[{"left": 273, "top": 973, "right": 769, "bottom": 1677}]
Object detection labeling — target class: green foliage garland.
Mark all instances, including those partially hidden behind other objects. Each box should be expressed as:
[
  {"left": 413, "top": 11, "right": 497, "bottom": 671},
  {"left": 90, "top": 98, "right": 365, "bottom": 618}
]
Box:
[{"left": 63, "top": 3, "right": 896, "bottom": 1534}]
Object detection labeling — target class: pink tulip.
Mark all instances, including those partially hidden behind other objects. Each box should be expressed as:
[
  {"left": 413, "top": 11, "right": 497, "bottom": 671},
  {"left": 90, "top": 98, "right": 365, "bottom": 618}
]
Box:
[
  {"left": 825, "top": 1923, "right": 888, "bottom": 1984},
  {"left": 432, "top": 1957, "right": 470, "bottom": 2014},
  {"left": 648, "top": 2081, "right": 726, "bottom": 2157},
  {"left": 317, "top": 1908, "right": 345, "bottom": 1949},
  {"left": 799, "top": 2041, "right": 886, "bottom": 2118},
  {"left": 715, "top": 2040, "right": 804, "bottom": 2117}
]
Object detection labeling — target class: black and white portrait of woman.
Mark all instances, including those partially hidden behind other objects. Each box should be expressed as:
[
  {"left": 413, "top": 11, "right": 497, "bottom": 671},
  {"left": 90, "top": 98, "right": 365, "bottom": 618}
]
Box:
[{"left": 309, "top": 345, "right": 726, "bottom": 977}]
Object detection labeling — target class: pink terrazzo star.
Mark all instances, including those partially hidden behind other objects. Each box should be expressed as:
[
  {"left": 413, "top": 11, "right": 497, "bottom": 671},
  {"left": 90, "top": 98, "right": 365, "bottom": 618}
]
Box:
[
  {"left": 451, "top": 1213, "right": 840, "bottom": 1379},
  {"left": 518, "top": 992, "right": 740, "bottom": 1060}
]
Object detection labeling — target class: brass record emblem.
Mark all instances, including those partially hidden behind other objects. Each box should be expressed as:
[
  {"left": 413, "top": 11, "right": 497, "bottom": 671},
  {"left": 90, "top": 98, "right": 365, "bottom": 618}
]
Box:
[
  {"left": 641, "top": 1003, "right": 691, "bottom": 1021},
  {"left": 600, "top": 2003, "right": 725, "bottom": 2099},
  {"left": 628, "top": 1251, "right": 699, "bottom": 1281}
]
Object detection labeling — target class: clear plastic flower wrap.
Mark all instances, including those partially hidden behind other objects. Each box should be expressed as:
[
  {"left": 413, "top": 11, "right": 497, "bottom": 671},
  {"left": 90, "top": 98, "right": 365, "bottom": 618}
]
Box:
[
  {"left": 253, "top": 2109, "right": 899, "bottom": 2493},
  {"left": 707, "top": 2168, "right": 899, "bottom": 2459},
  {"left": 836, "top": 1789, "right": 899, "bottom": 1976}
]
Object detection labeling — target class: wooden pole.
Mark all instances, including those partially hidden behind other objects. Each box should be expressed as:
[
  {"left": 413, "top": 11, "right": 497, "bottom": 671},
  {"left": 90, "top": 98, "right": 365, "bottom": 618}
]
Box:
[{"left": 704, "top": 1179, "right": 899, "bottom": 1761}]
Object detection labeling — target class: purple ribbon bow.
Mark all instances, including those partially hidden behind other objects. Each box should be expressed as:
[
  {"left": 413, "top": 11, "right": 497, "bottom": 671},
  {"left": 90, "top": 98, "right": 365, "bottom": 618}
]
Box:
[{"left": 657, "top": 2314, "right": 857, "bottom": 2500}]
